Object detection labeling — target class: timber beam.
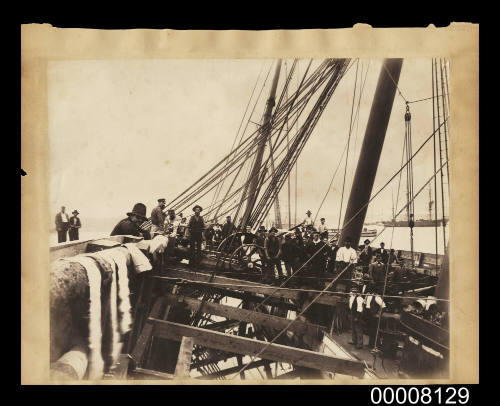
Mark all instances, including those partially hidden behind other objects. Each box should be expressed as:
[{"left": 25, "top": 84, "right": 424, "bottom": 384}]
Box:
[
  {"left": 163, "top": 293, "right": 323, "bottom": 338},
  {"left": 151, "top": 319, "right": 365, "bottom": 377},
  {"left": 155, "top": 269, "right": 343, "bottom": 307},
  {"left": 195, "top": 359, "right": 272, "bottom": 379}
]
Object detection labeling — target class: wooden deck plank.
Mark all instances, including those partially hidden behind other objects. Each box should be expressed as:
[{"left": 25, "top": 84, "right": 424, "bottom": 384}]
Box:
[
  {"left": 151, "top": 319, "right": 365, "bottom": 377},
  {"left": 174, "top": 336, "right": 194, "bottom": 378}
]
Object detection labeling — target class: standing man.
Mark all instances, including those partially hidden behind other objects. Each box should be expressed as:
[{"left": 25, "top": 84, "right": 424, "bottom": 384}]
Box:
[
  {"left": 302, "top": 210, "right": 314, "bottom": 228},
  {"left": 55, "top": 206, "right": 70, "bottom": 243},
  {"left": 359, "top": 239, "right": 373, "bottom": 274},
  {"left": 150, "top": 198, "right": 167, "bottom": 237},
  {"left": 318, "top": 217, "right": 329, "bottom": 240},
  {"left": 68, "top": 210, "right": 82, "bottom": 241},
  {"left": 348, "top": 284, "right": 365, "bottom": 349},
  {"left": 335, "top": 237, "right": 358, "bottom": 279},
  {"left": 188, "top": 205, "right": 205, "bottom": 267},
  {"left": 222, "top": 215, "right": 235, "bottom": 239},
  {"left": 364, "top": 283, "right": 386, "bottom": 349},
  {"left": 264, "top": 227, "right": 283, "bottom": 280},
  {"left": 374, "top": 242, "right": 389, "bottom": 264},
  {"left": 111, "top": 203, "right": 151, "bottom": 239},
  {"left": 306, "top": 230, "right": 328, "bottom": 282}
]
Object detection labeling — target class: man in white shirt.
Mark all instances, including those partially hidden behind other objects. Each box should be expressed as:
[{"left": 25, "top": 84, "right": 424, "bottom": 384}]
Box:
[
  {"left": 348, "top": 284, "right": 365, "bottom": 349},
  {"left": 318, "top": 217, "right": 328, "bottom": 240},
  {"left": 55, "top": 206, "right": 70, "bottom": 243},
  {"left": 302, "top": 210, "right": 314, "bottom": 227},
  {"left": 335, "top": 236, "right": 358, "bottom": 273}
]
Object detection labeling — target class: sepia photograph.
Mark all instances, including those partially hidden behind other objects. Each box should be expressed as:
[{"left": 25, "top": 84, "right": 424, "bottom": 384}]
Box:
[{"left": 21, "top": 26, "right": 478, "bottom": 385}]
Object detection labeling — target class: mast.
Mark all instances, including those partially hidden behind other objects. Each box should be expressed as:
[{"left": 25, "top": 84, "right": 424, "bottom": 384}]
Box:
[
  {"left": 339, "top": 59, "right": 403, "bottom": 247},
  {"left": 240, "top": 59, "right": 282, "bottom": 229}
]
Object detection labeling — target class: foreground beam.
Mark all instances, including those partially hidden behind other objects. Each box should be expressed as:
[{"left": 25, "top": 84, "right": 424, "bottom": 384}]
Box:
[
  {"left": 195, "top": 359, "right": 271, "bottom": 379},
  {"left": 157, "top": 269, "right": 343, "bottom": 307},
  {"left": 174, "top": 336, "right": 194, "bottom": 378},
  {"left": 151, "top": 319, "right": 365, "bottom": 377},
  {"left": 163, "top": 293, "right": 323, "bottom": 338}
]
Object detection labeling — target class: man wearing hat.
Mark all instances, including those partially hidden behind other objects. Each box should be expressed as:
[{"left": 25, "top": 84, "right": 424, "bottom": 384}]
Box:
[
  {"left": 264, "top": 227, "right": 283, "bottom": 279},
  {"left": 302, "top": 210, "right": 314, "bottom": 228},
  {"left": 363, "top": 282, "right": 386, "bottom": 349},
  {"left": 150, "top": 198, "right": 167, "bottom": 237},
  {"left": 359, "top": 239, "right": 373, "bottom": 274},
  {"left": 187, "top": 205, "right": 206, "bottom": 267},
  {"left": 68, "top": 210, "right": 82, "bottom": 241},
  {"left": 374, "top": 242, "right": 389, "bottom": 265},
  {"left": 305, "top": 230, "right": 328, "bottom": 283},
  {"left": 111, "top": 203, "right": 150, "bottom": 239}
]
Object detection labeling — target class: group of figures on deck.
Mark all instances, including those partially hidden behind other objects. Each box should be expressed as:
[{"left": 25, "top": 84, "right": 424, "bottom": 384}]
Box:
[{"left": 55, "top": 206, "right": 82, "bottom": 242}]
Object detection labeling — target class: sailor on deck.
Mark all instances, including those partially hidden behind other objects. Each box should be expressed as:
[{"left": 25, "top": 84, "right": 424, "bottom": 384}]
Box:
[
  {"left": 335, "top": 236, "right": 358, "bottom": 279},
  {"left": 55, "top": 206, "right": 70, "bottom": 243},
  {"left": 187, "top": 205, "right": 205, "bottom": 267},
  {"left": 348, "top": 284, "right": 365, "bottom": 349},
  {"left": 150, "top": 198, "right": 167, "bottom": 237},
  {"left": 111, "top": 203, "right": 151, "bottom": 239},
  {"left": 264, "top": 227, "right": 283, "bottom": 279},
  {"left": 374, "top": 242, "right": 389, "bottom": 264},
  {"left": 68, "top": 210, "right": 82, "bottom": 241},
  {"left": 318, "top": 217, "right": 328, "bottom": 240},
  {"left": 302, "top": 210, "right": 314, "bottom": 228}
]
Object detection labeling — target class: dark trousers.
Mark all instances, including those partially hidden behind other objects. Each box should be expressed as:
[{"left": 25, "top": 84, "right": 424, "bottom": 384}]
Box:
[
  {"left": 57, "top": 226, "right": 68, "bottom": 243},
  {"left": 68, "top": 228, "right": 79, "bottom": 241},
  {"left": 265, "top": 256, "right": 283, "bottom": 278},
  {"left": 351, "top": 312, "right": 364, "bottom": 348},
  {"left": 189, "top": 232, "right": 203, "bottom": 266},
  {"left": 366, "top": 313, "right": 380, "bottom": 348}
]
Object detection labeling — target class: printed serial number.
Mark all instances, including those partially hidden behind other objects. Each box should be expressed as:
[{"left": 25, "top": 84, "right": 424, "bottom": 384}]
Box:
[{"left": 370, "top": 387, "right": 470, "bottom": 405}]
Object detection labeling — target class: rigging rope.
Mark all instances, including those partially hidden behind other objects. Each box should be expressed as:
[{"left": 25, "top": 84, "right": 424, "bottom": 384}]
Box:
[{"left": 337, "top": 59, "right": 359, "bottom": 233}]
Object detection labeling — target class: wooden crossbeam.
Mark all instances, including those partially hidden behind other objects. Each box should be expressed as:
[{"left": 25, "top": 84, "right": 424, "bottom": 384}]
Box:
[
  {"left": 191, "top": 286, "right": 298, "bottom": 311},
  {"left": 130, "top": 297, "right": 164, "bottom": 366},
  {"left": 163, "top": 293, "right": 323, "bottom": 338},
  {"left": 203, "top": 319, "right": 240, "bottom": 331},
  {"left": 156, "top": 269, "right": 342, "bottom": 306},
  {"left": 174, "top": 336, "right": 194, "bottom": 378},
  {"left": 151, "top": 319, "right": 365, "bottom": 377},
  {"left": 130, "top": 368, "right": 174, "bottom": 380},
  {"left": 195, "top": 359, "right": 271, "bottom": 379}
]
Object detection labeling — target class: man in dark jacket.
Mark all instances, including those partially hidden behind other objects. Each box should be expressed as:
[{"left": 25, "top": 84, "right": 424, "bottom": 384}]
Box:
[
  {"left": 281, "top": 233, "right": 301, "bottom": 277},
  {"left": 55, "top": 206, "right": 70, "bottom": 243},
  {"left": 188, "top": 205, "right": 205, "bottom": 267},
  {"left": 305, "top": 230, "right": 328, "bottom": 280},
  {"left": 221, "top": 216, "right": 235, "bottom": 239},
  {"left": 150, "top": 198, "right": 166, "bottom": 236},
  {"left": 374, "top": 242, "right": 389, "bottom": 264},
  {"left": 111, "top": 203, "right": 150, "bottom": 239},
  {"left": 359, "top": 239, "right": 374, "bottom": 274},
  {"left": 68, "top": 210, "right": 82, "bottom": 241},
  {"left": 264, "top": 227, "right": 283, "bottom": 279}
]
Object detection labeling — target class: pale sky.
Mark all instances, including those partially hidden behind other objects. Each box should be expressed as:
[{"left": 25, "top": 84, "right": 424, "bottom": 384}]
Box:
[{"left": 48, "top": 58, "right": 450, "bottom": 228}]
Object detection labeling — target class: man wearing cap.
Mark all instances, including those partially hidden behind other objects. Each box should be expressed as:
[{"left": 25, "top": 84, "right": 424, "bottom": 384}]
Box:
[
  {"left": 359, "top": 239, "right": 373, "bottom": 274},
  {"left": 187, "top": 205, "right": 206, "bottom": 267},
  {"left": 111, "top": 203, "right": 151, "bottom": 239},
  {"left": 150, "top": 198, "right": 167, "bottom": 237},
  {"left": 264, "top": 227, "right": 283, "bottom": 279},
  {"left": 68, "top": 210, "right": 82, "bottom": 241},
  {"left": 55, "top": 206, "right": 70, "bottom": 243},
  {"left": 374, "top": 242, "right": 389, "bottom": 265},
  {"left": 302, "top": 210, "right": 314, "bottom": 227},
  {"left": 222, "top": 215, "right": 235, "bottom": 239},
  {"left": 318, "top": 217, "right": 328, "bottom": 240},
  {"left": 306, "top": 230, "right": 328, "bottom": 282}
]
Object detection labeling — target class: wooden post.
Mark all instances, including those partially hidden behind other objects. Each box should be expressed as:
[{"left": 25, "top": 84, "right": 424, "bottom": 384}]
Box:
[{"left": 174, "top": 336, "right": 194, "bottom": 378}]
